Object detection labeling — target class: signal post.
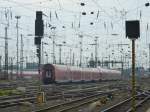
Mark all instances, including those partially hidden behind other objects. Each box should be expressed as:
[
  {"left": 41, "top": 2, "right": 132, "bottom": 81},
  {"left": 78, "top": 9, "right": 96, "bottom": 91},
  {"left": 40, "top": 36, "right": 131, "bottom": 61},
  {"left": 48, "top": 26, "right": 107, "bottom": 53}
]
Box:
[
  {"left": 125, "top": 20, "right": 140, "bottom": 112},
  {"left": 34, "top": 11, "right": 45, "bottom": 104}
]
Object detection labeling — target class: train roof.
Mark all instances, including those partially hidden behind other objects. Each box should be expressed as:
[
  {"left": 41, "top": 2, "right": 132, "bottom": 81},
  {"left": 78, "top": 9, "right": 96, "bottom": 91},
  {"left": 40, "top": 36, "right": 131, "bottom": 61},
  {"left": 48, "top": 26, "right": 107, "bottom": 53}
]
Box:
[{"left": 44, "top": 64, "right": 121, "bottom": 73}]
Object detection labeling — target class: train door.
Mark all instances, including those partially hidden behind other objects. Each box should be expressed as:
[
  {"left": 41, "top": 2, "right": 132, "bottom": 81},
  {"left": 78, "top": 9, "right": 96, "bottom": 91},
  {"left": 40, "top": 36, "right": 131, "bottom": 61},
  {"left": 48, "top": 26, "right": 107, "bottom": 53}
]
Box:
[
  {"left": 45, "top": 69, "right": 52, "bottom": 78},
  {"left": 43, "top": 68, "right": 53, "bottom": 84}
]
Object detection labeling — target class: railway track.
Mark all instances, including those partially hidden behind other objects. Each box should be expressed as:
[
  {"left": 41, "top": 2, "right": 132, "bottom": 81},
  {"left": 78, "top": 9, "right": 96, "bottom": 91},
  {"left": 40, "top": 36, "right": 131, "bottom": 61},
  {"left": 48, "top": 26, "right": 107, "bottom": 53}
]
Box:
[
  {"left": 126, "top": 96, "right": 150, "bottom": 112},
  {"left": 0, "top": 93, "right": 91, "bottom": 108},
  {"left": 101, "top": 91, "right": 150, "bottom": 112},
  {"left": 0, "top": 86, "right": 112, "bottom": 108},
  {"left": 0, "top": 97, "right": 36, "bottom": 108},
  {"left": 0, "top": 81, "right": 128, "bottom": 110},
  {"left": 35, "top": 89, "right": 118, "bottom": 112}
]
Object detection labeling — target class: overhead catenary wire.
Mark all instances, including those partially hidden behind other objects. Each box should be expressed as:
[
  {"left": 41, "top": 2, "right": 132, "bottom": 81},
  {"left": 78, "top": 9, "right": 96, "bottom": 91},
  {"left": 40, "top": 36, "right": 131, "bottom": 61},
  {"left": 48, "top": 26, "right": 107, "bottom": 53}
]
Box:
[{"left": 0, "top": 0, "right": 149, "bottom": 66}]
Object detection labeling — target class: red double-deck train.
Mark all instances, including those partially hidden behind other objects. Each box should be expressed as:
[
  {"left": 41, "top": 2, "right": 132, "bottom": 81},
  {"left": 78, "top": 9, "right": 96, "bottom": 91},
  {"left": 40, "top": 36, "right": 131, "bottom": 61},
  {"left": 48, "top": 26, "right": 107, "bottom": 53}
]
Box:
[{"left": 42, "top": 64, "right": 121, "bottom": 84}]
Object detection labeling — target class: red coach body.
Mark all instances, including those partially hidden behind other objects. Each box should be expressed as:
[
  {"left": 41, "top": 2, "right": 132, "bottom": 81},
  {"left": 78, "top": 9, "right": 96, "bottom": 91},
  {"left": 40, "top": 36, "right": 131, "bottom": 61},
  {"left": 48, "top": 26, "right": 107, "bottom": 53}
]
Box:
[{"left": 42, "top": 64, "right": 121, "bottom": 84}]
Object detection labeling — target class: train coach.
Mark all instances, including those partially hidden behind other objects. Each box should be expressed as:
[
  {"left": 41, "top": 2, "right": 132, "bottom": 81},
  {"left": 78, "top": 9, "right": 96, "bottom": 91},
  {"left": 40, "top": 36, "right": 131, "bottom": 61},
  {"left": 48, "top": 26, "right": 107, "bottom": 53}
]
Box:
[{"left": 42, "top": 64, "right": 121, "bottom": 84}]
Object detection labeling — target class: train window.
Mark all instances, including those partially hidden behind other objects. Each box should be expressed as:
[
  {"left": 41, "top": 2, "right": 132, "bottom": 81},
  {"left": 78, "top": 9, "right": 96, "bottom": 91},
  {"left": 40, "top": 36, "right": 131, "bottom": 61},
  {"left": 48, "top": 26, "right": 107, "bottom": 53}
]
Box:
[{"left": 46, "top": 70, "right": 51, "bottom": 78}]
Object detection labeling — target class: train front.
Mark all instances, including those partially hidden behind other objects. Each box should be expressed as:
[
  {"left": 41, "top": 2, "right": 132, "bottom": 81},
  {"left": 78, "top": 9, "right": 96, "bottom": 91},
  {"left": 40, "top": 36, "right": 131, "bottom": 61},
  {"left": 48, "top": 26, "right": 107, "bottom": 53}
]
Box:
[{"left": 42, "top": 64, "right": 55, "bottom": 84}]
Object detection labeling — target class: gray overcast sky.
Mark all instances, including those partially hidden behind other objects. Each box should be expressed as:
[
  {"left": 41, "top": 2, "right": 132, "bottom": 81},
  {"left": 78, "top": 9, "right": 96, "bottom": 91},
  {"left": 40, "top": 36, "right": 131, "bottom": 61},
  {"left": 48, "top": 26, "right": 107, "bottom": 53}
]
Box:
[{"left": 0, "top": 0, "right": 150, "bottom": 67}]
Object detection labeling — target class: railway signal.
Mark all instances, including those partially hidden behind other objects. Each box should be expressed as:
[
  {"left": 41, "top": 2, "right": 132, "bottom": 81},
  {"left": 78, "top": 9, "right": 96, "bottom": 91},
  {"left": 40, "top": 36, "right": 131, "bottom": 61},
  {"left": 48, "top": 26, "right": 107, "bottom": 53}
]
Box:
[
  {"left": 125, "top": 20, "right": 140, "bottom": 112},
  {"left": 35, "top": 11, "right": 44, "bottom": 37},
  {"left": 34, "top": 11, "right": 45, "bottom": 104},
  {"left": 34, "top": 11, "right": 44, "bottom": 72}
]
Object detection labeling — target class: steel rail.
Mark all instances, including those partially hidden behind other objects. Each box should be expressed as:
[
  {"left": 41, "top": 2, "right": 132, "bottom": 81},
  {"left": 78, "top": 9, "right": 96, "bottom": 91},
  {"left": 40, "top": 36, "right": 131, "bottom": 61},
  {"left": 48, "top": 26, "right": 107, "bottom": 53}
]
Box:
[
  {"left": 126, "top": 96, "right": 150, "bottom": 112},
  {"left": 35, "top": 89, "right": 118, "bottom": 112},
  {"left": 101, "top": 93, "right": 146, "bottom": 112}
]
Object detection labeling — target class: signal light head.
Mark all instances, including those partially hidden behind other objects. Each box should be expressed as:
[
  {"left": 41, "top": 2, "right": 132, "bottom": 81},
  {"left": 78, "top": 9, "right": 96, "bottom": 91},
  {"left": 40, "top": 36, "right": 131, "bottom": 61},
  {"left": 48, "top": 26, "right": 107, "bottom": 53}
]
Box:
[{"left": 145, "top": 3, "right": 150, "bottom": 7}]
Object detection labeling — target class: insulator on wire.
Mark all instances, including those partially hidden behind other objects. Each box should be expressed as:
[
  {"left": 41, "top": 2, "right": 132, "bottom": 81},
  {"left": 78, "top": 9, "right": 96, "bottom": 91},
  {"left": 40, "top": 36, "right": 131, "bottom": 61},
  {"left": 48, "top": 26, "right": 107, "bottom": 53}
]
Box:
[
  {"left": 147, "top": 23, "right": 149, "bottom": 30},
  {"left": 55, "top": 11, "right": 58, "bottom": 20},
  {"left": 63, "top": 41, "right": 66, "bottom": 44},
  {"left": 50, "top": 11, "right": 51, "bottom": 21},
  {"left": 46, "top": 22, "right": 47, "bottom": 28},
  {"left": 140, "top": 10, "right": 142, "bottom": 19},
  {"left": 97, "top": 10, "right": 99, "bottom": 19},
  {"left": 71, "top": 22, "right": 73, "bottom": 28},
  {"left": 104, "top": 22, "right": 106, "bottom": 29},
  {"left": 90, "top": 22, "right": 94, "bottom": 25},
  {"left": 91, "top": 12, "right": 94, "bottom": 14},
  {"left": 10, "top": 11, "right": 12, "bottom": 20},
  {"left": 80, "top": 3, "right": 85, "bottom": 6},
  {"left": 145, "top": 3, "right": 150, "bottom": 7},
  {"left": 111, "top": 22, "right": 113, "bottom": 29},
  {"left": 82, "top": 12, "right": 86, "bottom": 15},
  {"left": 78, "top": 21, "right": 80, "bottom": 28}
]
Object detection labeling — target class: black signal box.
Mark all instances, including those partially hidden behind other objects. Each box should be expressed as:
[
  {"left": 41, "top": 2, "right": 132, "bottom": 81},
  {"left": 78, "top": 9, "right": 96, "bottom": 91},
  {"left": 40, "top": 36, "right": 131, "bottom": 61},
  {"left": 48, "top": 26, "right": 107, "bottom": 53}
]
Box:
[
  {"left": 35, "top": 20, "right": 44, "bottom": 37},
  {"left": 35, "top": 37, "right": 41, "bottom": 45},
  {"left": 125, "top": 20, "right": 140, "bottom": 39},
  {"left": 36, "top": 11, "right": 42, "bottom": 20},
  {"left": 35, "top": 11, "right": 44, "bottom": 37}
]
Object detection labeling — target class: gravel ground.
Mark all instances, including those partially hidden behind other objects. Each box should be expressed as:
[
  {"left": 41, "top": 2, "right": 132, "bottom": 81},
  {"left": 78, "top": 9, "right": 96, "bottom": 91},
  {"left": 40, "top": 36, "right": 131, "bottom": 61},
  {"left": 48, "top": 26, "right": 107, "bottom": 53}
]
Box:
[
  {"left": 1, "top": 78, "right": 150, "bottom": 112},
  {"left": 136, "top": 99, "right": 150, "bottom": 112},
  {"left": 60, "top": 90, "right": 130, "bottom": 112}
]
